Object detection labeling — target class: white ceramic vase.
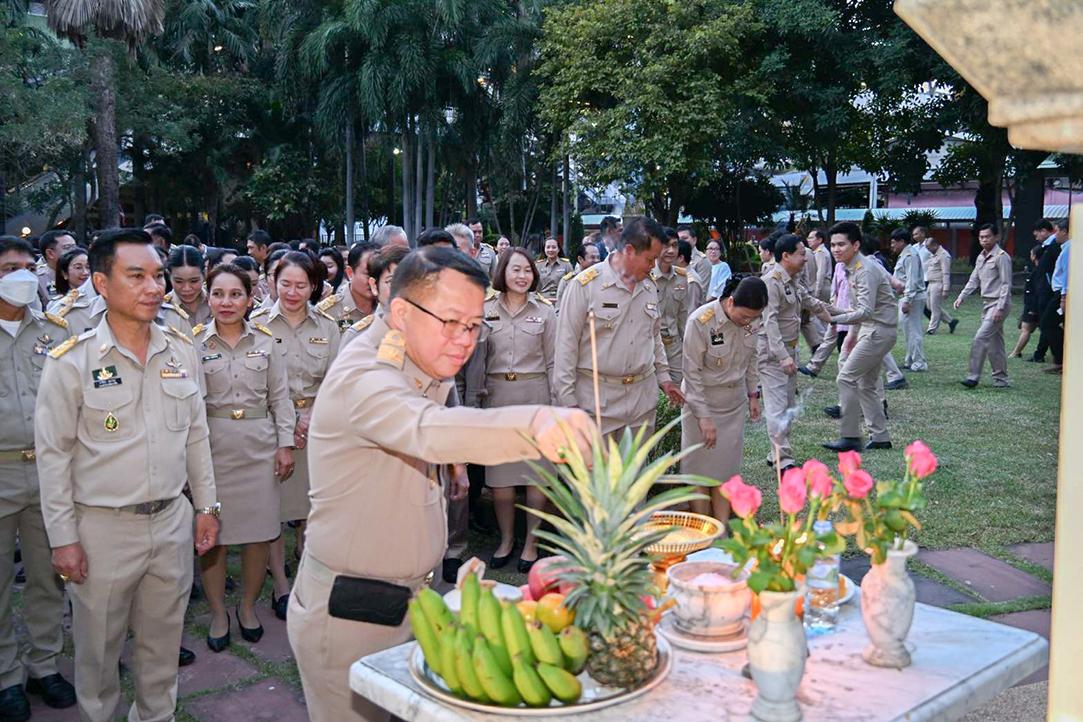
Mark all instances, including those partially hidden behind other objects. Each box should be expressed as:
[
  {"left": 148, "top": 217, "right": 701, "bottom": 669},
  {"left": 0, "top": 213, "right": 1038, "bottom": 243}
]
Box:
[
  {"left": 860, "top": 540, "right": 918, "bottom": 668},
  {"left": 747, "top": 589, "right": 806, "bottom": 722}
]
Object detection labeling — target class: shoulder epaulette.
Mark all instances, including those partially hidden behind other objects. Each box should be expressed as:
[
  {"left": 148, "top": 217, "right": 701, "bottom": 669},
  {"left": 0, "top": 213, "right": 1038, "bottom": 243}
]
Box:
[
  {"left": 254, "top": 323, "right": 274, "bottom": 336},
  {"left": 164, "top": 292, "right": 174, "bottom": 304},
  {"left": 250, "top": 306, "right": 270, "bottom": 318},
  {"left": 560, "top": 257, "right": 570, "bottom": 263},
  {"left": 697, "top": 307, "right": 715, "bottom": 325},
  {"left": 44, "top": 312, "right": 68, "bottom": 329},
  {"left": 997, "top": 249, "right": 1007, "bottom": 257},
  {"left": 191, "top": 323, "right": 206, "bottom": 337},
  {"left": 649, "top": 269, "right": 660, "bottom": 281},
  {"left": 165, "top": 303, "right": 189, "bottom": 321},
  {"left": 855, "top": 261, "right": 863, "bottom": 270},
  {"left": 562, "top": 270, "right": 575, "bottom": 281},
  {"left": 316, "top": 295, "right": 339, "bottom": 312},
  {"left": 48, "top": 335, "right": 79, "bottom": 359},
  {"left": 376, "top": 329, "right": 406, "bottom": 368},
  {"left": 166, "top": 325, "right": 193, "bottom": 344},
  {"left": 534, "top": 293, "right": 553, "bottom": 306},
  {"left": 675, "top": 266, "right": 687, "bottom": 276},
  {"left": 315, "top": 306, "right": 336, "bottom": 322},
  {"left": 771, "top": 271, "right": 782, "bottom": 281},
  {"left": 485, "top": 286, "right": 497, "bottom": 301},
  {"left": 578, "top": 268, "right": 599, "bottom": 286},
  {"left": 350, "top": 315, "right": 375, "bottom": 332}
]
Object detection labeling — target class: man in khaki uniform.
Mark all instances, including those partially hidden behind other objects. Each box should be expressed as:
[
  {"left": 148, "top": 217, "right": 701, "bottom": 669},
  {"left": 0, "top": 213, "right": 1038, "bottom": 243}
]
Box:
[
  {"left": 677, "top": 225, "right": 713, "bottom": 285},
  {"left": 955, "top": 224, "right": 1013, "bottom": 388},
  {"left": 758, "top": 234, "right": 830, "bottom": 470},
  {"left": 923, "top": 234, "right": 957, "bottom": 334},
  {"left": 890, "top": 228, "right": 928, "bottom": 372},
  {"left": 554, "top": 243, "right": 600, "bottom": 311},
  {"left": 651, "top": 230, "right": 690, "bottom": 385},
  {"left": 288, "top": 247, "right": 594, "bottom": 722},
  {"left": 36, "top": 231, "right": 78, "bottom": 303},
  {"left": 51, "top": 276, "right": 189, "bottom": 337},
  {"left": 823, "top": 222, "right": 899, "bottom": 452},
  {"left": 0, "top": 239, "right": 76, "bottom": 719},
  {"left": 34, "top": 229, "right": 220, "bottom": 722},
  {"left": 554, "top": 217, "right": 684, "bottom": 436},
  {"left": 317, "top": 242, "right": 378, "bottom": 331},
  {"left": 799, "top": 229, "right": 832, "bottom": 351},
  {"left": 675, "top": 241, "right": 705, "bottom": 312},
  {"left": 536, "top": 238, "right": 573, "bottom": 302}
]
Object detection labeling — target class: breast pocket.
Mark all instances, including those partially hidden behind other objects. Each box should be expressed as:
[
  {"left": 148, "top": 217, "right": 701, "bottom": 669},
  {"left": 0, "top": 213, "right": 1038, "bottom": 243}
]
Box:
[
  {"left": 706, "top": 343, "right": 729, "bottom": 369},
  {"left": 243, "top": 354, "right": 269, "bottom": 391},
  {"left": 83, "top": 385, "right": 136, "bottom": 442},
  {"left": 302, "top": 343, "right": 330, "bottom": 377},
  {"left": 161, "top": 379, "right": 200, "bottom": 431},
  {"left": 27, "top": 354, "right": 46, "bottom": 393},
  {"left": 591, "top": 301, "right": 621, "bottom": 329}
]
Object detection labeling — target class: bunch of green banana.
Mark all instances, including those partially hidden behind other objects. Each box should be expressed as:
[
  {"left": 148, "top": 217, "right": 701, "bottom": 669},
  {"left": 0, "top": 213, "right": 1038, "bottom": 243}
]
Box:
[{"left": 407, "top": 586, "right": 589, "bottom": 708}]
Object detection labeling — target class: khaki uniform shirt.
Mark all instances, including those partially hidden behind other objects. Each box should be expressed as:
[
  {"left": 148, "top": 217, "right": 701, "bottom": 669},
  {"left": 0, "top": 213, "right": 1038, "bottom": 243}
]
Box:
[
  {"left": 35, "top": 316, "right": 216, "bottom": 547},
  {"left": 537, "top": 258, "right": 573, "bottom": 301},
  {"left": 199, "top": 320, "right": 295, "bottom": 447},
  {"left": 685, "top": 266, "right": 705, "bottom": 312},
  {"left": 651, "top": 264, "right": 690, "bottom": 342},
  {"left": 305, "top": 315, "right": 543, "bottom": 581},
  {"left": 959, "top": 245, "right": 1012, "bottom": 312},
  {"left": 56, "top": 291, "right": 190, "bottom": 337},
  {"left": 339, "top": 311, "right": 381, "bottom": 351},
  {"left": 691, "top": 248, "right": 713, "bottom": 290},
  {"left": 759, "top": 265, "right": 826, "bottom": 363},
  {"left": 553, "top": 258, "right": 670, "bottom": 407},
  {"left": 315, "top": 287, "right": 374, "bottom": 332},
  {"left": 830, "top": 253, "right": 899, "bottom": 328},
  {"left": 165, "top": 290, "right": 213, "bottom": 334},
  {"left": 479, "top": 293, "right": 556, "bottom": 400},
  {"left": 924, "top": 246, "right": 952, "bottom": 288},
  {"left": 809, "top": 244, "right": 833, "bottom": 301},
  {"left": 476, "top": 245, "right": 498, "bottom": 278},
  {"left": 554, "top": 266, "right": 580, "bottom": 312},
  {"left": 682, "top": 301, "right": 759, "bottom": 419},
  {"left": 893, "top": 245, "right": 926, "bottom": 303},
  {"left": 37, "top": 265, "right": 57, "bottom": 301},
  {"left": 250, "top": 301, "right": 341, "bottom": 404}
]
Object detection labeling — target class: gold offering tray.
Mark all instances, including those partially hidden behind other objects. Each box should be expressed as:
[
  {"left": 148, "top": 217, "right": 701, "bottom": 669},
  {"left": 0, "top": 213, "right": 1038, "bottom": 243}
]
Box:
[{"left": 642, "top": 511, "right": 724, "bottom": 591}]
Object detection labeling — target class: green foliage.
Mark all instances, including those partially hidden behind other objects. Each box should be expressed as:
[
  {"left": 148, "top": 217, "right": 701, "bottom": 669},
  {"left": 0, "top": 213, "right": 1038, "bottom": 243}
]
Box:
[{"left": 242, "top": 144, "right": 338, "bottom": 228}]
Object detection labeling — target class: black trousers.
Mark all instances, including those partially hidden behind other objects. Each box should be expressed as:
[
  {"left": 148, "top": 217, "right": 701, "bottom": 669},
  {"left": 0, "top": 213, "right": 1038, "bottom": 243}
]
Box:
[
  {"left": 1033, "top": 294, "right": 1055, "bottom": 360},
  {"left": 1038, "top": 292, "right": 1064, "bottom": 365}
]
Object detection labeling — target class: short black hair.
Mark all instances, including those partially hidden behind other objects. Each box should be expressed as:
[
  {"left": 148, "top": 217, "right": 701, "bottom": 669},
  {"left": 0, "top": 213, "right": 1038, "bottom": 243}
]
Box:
[
  {"left": 147, "top": 224, "right": 172, "bottom": 245},
  {"left": 390, "top": 246, "right": 488, "bottom": 301},
  {"left": 773, "top": 233, "right": 803, "bottom": 262},
  {"left": 491, "top": 248, "right": 539, "bottom": 293},
  {"left": 267, "top": 241, "right": 289, "bottom": 255},
  {"left": 367, "top": 244, "right": 410, "bottom": 282},
  {"left": 615, "top": 216, "right": 665, "bottom": 253},
  {"left": 416, "top": 228, "right": 457, "bottom": 248},
  {"left": 466, "top": 218, "right": 482, "bottom": 227},
  {"left": 759, "top": 236, "right": 776, "bottom": 254},
  {"left": 576, "top": 244, "right": 593, "bottom": 261},
  {"left": 1033, "top": 219, "right": 1054, "bottom": 233},
  {"left": 167, "top": 244, "right": 204, "bottom": 272},
  {"left": 143, "top": 213, "right": 165, "bottom": 226},
  {"left": 265, "top": 248, "right": 288, "bottom": 276},
  {"left": 247, "top": 229, "right": 272, "bottom": 247},
  {"left": 676, "top": 224, "right": 696, "bottom": 239},
  {"left": 204, "top": 247, "right": 236, "bottom": 272},
  {"left": 0, "top": 236, "right": 34, "bottom": 258},
  {"left": 231, "top": 255, "right": 259, "bottom": 273},
  {"left": 663, "top": 226, "right": 679, "bottom": 241},
  {"left": 676, "top": 240, "right": 693, "bottom": 264},
  {"left": 828, "top": 221, "right": 862, "bottom": 244},
  {"left": 890, "top": 228, "right": 910, "bottom": 243},
  {"left": 207, "top": 262, "right": 253, "bottom": 298},
  {"left": 723, "top": 275, "right": 769, "bottom": 310},
  {"left": 40, "top": 229, "right": 75, "bottom": 256},
  {"left": 599, "top": 216, "right": 621, "bottom": 234},
  {"left": 809, "top": 228, "right": 828, "bottom": 244},
  {"left": 347, "top": 241, "right": 380, "bottom": 271},
  {"left": 89, "top": 228, "right": 153, "bottom": 276},
  {"left": 274, "top": 250, "right": 324, "bottom": 305},
  {"left": 978, "top": 223, "right": 998, "bottom": 235}
]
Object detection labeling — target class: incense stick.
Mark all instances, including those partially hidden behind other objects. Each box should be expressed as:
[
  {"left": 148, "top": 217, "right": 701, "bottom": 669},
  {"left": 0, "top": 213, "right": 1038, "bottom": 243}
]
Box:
[{"left": 588, "top": 311, "right": 602, "bottom": 429}]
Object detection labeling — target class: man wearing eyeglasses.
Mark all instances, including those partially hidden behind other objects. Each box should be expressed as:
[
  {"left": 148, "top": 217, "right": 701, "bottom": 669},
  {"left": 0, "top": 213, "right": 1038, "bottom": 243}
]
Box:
[{"left": 289, "top": 246, "right": 595, "bottom": 722}]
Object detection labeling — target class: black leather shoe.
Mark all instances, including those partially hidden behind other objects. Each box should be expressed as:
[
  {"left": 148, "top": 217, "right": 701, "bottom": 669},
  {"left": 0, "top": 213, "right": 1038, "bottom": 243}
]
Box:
[
  {"left": 442, "top": 559, "right": 462, "bottom": 585},
  {"left": 949, "top": 319, "right": 958, "bottom": 334},
  {"left": 823, "top": 405, "right": 841, "bottom": 419},
  {"left": 0, "top": 684, "right": 29, "bottom": 722},
  {"left": 178, "top": 646, "right": 196, "bottom": 667},
  {"left": 798, "top": 366, "right": 817, "bottom": 378},
  {"left": 26, "top": 673, "right": 76, "bottom": 709},
  {"left": 237, "top": 605, "right": 264, "bottom": 643},
  {"left": 822, "top": 437, "right": 864, "bottom": 452},
  {"left": 489, "top": 551, "right": 513, "bottom": 569},
  {"left": 517, "top": 557, "right": 538, "bottom": 574},
  {"left": 273, "top": 594, "right": 289, "bottom": 621},
  {"left": 207, "top": 616, "right": 231, "bottom": 653},
  {"left": 960, "top": 378, "right": 978, "bottom": 388},
  {"left": 865, "top": 440, "right": 893, "bottom": 450},
  {"left": 884, "top": 378, "right": 909, "bottom": 390}
]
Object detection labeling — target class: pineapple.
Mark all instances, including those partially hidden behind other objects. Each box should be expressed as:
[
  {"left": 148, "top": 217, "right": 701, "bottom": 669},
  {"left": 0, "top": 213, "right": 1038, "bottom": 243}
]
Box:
[{"left": 523, "top": 418, "right": 712, "bottom": 689}]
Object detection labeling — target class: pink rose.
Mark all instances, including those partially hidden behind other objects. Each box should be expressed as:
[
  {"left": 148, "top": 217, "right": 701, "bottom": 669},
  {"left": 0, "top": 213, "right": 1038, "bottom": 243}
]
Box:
[
  {"left": 721, "top": 475, "right": 762, "bottom": 519},
  {"left": 843, "top": 469, "right": 874, "bottom": 499},
  {"left": 838, "top": 450, "right": 862, "bottom": 478},
  {"left": 778, "top": 467, "right": 808, "bottom": 514},
  {"left": 905, "top": 440, "right": 938, "bottom": 479},
  {"left": 803, "top": 459, "right": 834, "bottom": 498}
]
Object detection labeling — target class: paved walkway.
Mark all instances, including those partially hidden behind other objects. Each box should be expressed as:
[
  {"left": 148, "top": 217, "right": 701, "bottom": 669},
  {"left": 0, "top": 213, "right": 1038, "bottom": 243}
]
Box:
[{"left": 11, "top": 541, "right": 1054, "bottom": 721}]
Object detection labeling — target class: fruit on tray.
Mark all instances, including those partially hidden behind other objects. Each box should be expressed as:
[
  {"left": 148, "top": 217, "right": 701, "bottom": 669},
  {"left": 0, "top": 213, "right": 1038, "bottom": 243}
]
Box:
[
  {"left": 535, "top": 593, "right": 575, "bottom": 633},
  {"left": 527, "top": 556, "right": 568, "bottom": 601},
  {"left": 408, "top": 584, "right": 586, "bottom": 707},
  {"left": 516, "top": 599, "right": 538, "bottom": 623}
]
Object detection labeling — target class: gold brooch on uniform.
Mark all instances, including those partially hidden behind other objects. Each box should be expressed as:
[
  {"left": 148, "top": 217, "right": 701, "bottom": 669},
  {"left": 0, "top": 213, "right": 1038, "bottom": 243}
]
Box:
[
  {"left": 308, "top": 337, "right": 329, "bottom": 345},
  {"left": 160, "top": 357, "right": 188, "bottom": 379},
  {"left": 92, "top": 366, "right": 122, "bottom": 388},
  {"left": 34, "top": 334, "right": 53, "bottom": 355},
  {"left": 104, "top": 412, "right": 119, "bottom": 432}
]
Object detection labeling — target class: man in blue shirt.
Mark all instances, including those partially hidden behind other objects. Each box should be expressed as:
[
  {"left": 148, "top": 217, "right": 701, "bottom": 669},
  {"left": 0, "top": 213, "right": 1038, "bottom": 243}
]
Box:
[{"left": 1040, "top": 221, "right": 1071, "bottom": 374}]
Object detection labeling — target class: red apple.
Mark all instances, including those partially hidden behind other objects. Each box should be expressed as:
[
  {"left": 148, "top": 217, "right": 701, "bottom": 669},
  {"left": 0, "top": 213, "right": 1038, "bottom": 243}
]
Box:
[
  {"left": 518, "top": 584, "right": 534, "bottom": 602},
  {"left": 528, "top": 556, "right": 569, "bottom": 601}
]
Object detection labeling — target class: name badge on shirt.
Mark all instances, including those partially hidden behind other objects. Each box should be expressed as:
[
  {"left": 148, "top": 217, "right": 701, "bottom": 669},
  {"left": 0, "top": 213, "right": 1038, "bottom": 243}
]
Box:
[
  {"left": 92, "top": 366, "right": 122, "bottom": 388},
  {"left": 202, "top": 353, "right": 222, "bottom": 362},
  {"left": 710, "top": 331, "right": 725, "bottom": 346},
  {"left": 160, "top": 357, "right": 188, "bottom": 379},
  {"left": 525, "top": 316, "right": 543, "bottom": 324},
  {"left": 485, "top": 314, "right": 500, "bottom": 321},
  {"left": 602, "top": 302, "right": 619, "bottom": 309},
  {"left": 645, "top": 303, "right": 658, "bottom": 312},
  {"left": 245, "top": 350, "right": 267, "bottom": 358},
  {"left": 308, "top": 337, "right": 329, "bottom": 345}
]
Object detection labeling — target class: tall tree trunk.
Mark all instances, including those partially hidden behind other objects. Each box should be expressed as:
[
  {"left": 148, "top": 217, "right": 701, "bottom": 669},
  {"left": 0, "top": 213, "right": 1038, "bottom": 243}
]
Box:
[
  {"left": 345, "top": 123, "right": 355, "bottom": 245},
  {"left": 424, "top": 129, "right": 435, "bottom": 228},
  {"left": 414, "top": 125, "right": 423, "bottom": 236},
  {"left": 1008, "top": 150, "right": 1045, "bottom": 260},
  {"left": 388, "top": 143, "right": 396, "bottom": 228},
  {"left": 465, "top": 156, "right": 477, "bottom": 220},
  {"left": 508, "top": 190, "right": 517, "bottom": 244},
  {"left": 131, "top": 138, "right": 145, "bottom": 225},
  {"left": 549, "top": 163, "right": 558, "bottom": 240},
  {"left": 401, "top": 127, "right": 413, "bottom": 241},
  {"left": 359, "top": 125, "right": 369, "bottom": 241},
  {"left": 71, "top": 150, "right": 88, "bottom": 244},
  {"left": 90, "top": 49, "right": 120, "bottom": 229},
  {"left": 562, "top": 154, "right": 571, "bottom": 254},
  {"left": 824, "top": 150, "right": 838, "bottom": 227}
]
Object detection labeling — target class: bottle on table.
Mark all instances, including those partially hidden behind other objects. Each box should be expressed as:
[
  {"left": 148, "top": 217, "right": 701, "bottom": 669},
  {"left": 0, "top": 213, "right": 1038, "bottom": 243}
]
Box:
[{"left": 805, "top": 519, "right": 841, "bottom": 634}]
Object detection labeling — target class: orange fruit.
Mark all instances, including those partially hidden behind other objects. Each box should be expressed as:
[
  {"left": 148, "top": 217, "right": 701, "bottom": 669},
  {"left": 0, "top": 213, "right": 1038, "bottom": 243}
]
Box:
[
  {"left": 535, "top": 593, "right": 575, "bottom": 633},
  {"left": 517, "top": 600, "right": 538, "bottom": 623}
]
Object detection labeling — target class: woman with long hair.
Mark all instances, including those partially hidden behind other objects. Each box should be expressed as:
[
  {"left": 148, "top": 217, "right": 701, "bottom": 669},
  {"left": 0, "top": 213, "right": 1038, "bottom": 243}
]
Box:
[{"left": 166, "top": 245, "right": 212, "bottom": 332}]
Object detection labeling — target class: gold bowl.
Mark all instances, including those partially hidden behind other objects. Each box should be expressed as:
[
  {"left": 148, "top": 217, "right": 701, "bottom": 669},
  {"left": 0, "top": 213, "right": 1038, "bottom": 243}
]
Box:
[{"left": 642, "top": 512, "right": 724, "bottom": 591}]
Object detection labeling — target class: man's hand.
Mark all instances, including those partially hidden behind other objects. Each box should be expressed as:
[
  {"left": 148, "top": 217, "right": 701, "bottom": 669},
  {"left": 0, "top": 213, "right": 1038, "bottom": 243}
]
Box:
[
  {"left": 815, "top": 308, "right": 831, "bottom": 324},
  {"left": 843, "top": 334, "right": 857, "bottom": 355},
  {"left": 275, "top": 447, "right": 295, "bottom": 481},
  {"left": 293, "top": 412, "right": 311, "bottom": 450},
  {"left": 902, "top": 301, "right": 911, "bottom": 314},
  {"left": 531, "top": 407, "right": 595, "bottom": 464},
  {"left": 194, "top": 513, "right": 219, "bottom": 556},
  {"left": 449, "top": 463, "right": 469, "bottom": 501},
  {"left": 992, "top": 308, "right": 1005, "bottom": 322},
  {"left": 748, "top": 395, "right": 762, "bottom": 422},
  {"left": 660, "top": 381, "right": 684, "bottom": 407},
  {"left": 780, "top": 356, "right": 797, "bottom": 376},
  {"left": 52, "top": 542, "right": 87, "bottom": 584},
  {"left": 697, "top": 418, "right": 717, "bottom": 449},
  {"left": 953, "top": 296, "right": 963, "bottom": 310}
]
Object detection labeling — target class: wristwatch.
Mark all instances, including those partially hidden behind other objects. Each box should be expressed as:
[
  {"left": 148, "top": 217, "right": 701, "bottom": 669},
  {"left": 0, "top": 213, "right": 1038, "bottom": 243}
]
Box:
[{"left": 197, "top": 502, "right": 221, "bottom": 518}]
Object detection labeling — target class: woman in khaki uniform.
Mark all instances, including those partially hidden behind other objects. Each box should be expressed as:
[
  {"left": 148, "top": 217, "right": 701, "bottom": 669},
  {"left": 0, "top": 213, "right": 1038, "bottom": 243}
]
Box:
[
  {"left": 197, "top": 264, "right": 296, "bottom": 651},
  {"left": 251, "top": 251, "right": 340, "bottom": 619},
  {"left": 479, "top": 249, "right": 556, "bottom": 572},
  {"left": 166, "top": 245, "right": 212, "bottom": 333},
  {"left": 681, "top": 276, "right": 768, "bottom": 522}
]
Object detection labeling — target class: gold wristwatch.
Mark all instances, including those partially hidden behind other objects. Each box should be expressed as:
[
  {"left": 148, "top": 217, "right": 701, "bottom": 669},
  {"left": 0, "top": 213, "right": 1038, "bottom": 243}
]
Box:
[{"left": 197, "top": 502, "right": 221, "bottom": 518}]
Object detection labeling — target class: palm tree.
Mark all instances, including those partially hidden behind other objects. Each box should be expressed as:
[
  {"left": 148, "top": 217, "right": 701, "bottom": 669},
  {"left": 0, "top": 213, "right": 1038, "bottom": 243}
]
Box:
[{"left": 45, "top": 0, "right": 165, "bottom": 228}]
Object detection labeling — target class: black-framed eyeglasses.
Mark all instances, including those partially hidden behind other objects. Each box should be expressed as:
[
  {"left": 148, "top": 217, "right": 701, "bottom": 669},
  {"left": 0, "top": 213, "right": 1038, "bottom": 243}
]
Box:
[{"left": 403, "top": 297, "right": 483, "bottom": 340}]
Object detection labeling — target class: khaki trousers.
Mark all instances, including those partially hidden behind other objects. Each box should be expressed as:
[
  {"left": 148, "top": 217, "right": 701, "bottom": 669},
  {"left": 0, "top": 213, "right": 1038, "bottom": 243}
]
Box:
[
  {"left": 70, "top": 498, "right": 192, "bottom": 722},
  {"left": 926, "top": 282, "right": 954, "bottom": 332},
  {"left": 288, "top": 553, "right": 429, "bottom": 722},
  {"left": 807, "top": 324, "right": 838, "bottom": 374},
  {"left": 663, "top": 340, "right": 683, "bottom": 386},
  {"left": 0, "top": 498, "right": 63, "bottom": 688},
  {"left": 900, "top": 297, "right": 928, "bottom": 370},
  {"left": 837, "top": 325, "right": 896, "bottom": 442},
  {"left": 968, "top": 300, "right": 1010, "bottom": 384},
  {"left": 759, "top": 345, "right": 799, "bottom": 468},
  {"left": 801, "top": 316, "right": 826, "bottom": 353},
  {"left": 882, "top": 346, "right": 905, "bottom": 384},
  {"left": 443, "top": 471, "right": 468, "bottom": 561}
]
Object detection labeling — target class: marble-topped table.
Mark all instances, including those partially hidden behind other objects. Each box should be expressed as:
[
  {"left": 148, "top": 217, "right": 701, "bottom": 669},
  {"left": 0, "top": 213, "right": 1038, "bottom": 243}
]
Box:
[{"left": 349, "top": 595, "right": 1047, "bottom": 721}]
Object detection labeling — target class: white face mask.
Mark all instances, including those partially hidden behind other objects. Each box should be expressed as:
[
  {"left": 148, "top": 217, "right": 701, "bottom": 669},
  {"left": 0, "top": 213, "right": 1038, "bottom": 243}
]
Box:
[{"left": 0, "top": 269, "right": 39, "bottom": 307}]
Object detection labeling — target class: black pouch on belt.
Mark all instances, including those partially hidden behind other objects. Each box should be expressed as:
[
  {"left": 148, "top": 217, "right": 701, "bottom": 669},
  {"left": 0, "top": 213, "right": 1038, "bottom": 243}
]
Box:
[{"left": 327, "top": 575, "right": 411, "bottom": 626}]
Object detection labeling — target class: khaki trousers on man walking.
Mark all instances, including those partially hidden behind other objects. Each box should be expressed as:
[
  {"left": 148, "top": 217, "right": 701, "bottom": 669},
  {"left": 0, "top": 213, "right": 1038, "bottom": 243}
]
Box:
[
  {"left": 837, "top": 326, "right": 896, "bottom": 442},
  {"left": 926, "top": 281, "right": 954, "bottom": 333},
  {"left": 967, "top": 300, "right": 1010, "bottom": 384},
  {"left": 900, "top": 298, "right": 928, "bottom": 370},
  {"left": 759, "top": 345, "right": 799, "bottom": 468},
  {"left": 69, "top": 499, "right": 192, "bottom": 722}
]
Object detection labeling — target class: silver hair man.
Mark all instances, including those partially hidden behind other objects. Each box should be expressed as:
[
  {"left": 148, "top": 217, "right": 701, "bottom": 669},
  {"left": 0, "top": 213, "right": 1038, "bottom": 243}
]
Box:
[
  {"left": 444, "top": 223, "right": 475, "bottom": 254},
  {"left": 371, "top": 225, "right": 409, "bottom": 248}
]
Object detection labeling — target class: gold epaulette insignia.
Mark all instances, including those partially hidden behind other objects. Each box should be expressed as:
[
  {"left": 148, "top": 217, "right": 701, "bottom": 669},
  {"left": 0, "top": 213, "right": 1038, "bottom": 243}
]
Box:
[
  {"left": 697, "top": 307, "right": 715, "bottom": 325},
  {"left": 534, "top": 293, "right": 553, "bottom": 306},
  {"left": 376, "top": 329, "right": 406, "bottom": 368},
  {"left": 44, "top": 312, "right": 68, "bottom": 329},
  {"left": 485, "top": 286, "right": 497, "bottom": 300},
  {"left": 649, "top": 269, "right": 660, "bottom": 281},
  {"left": 250, "top": 306, "right": 270, "bottom": 318},
  {"left": 855, "top": 262, "right": 863, "bottom": 270},
  {"left": 191, "top": 323, "right": 206, "bottom": 337},
  {"left": 316, "top": 295, "right": 339, "bottom": 312},
  {"left": 254, "top": 323, "right": 274, "bottom": 336},
  {"left": 166, "top": 325, "right": 193, "bottom": 344},
  {"left": 562, "top": 270, "right": 575, "bottom": 281},
  {"left": 48, "top": 336, "right": 78, "bottom": 359},
  {"left": 771, "top": 271, "right": 782, "bottom": 281},
  {"left": 350, "top": 315, "right": 375, "bottom": 332},
  {"left": 675, "top": 266, "right": 687, "bottom": 276},
  {"left": 578, "top": 268, "right": 599, "bottom": 286},
  {"left": 315, "top": 307, "right": 336, "bottom": 321},
  {"left": 168, "top": 303, "right": 189, "bottom": 321}
]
